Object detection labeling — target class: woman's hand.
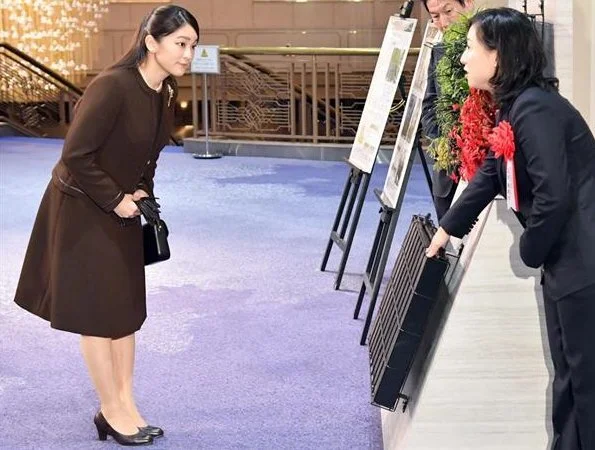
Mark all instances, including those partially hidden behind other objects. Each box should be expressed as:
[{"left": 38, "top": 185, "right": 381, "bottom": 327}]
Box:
[
  {"left": 114, "top": 194, "right": 140, "bottom": 218},
  {"left": 426, "top": 227, "right": 451, "bottom": 258},
  {"left": 132, "top": 189, "right": 149, "bottom": 201}
]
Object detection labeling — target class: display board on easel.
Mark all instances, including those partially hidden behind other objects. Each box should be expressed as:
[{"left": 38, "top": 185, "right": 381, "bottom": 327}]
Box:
[
  {"left": 353, "top": 22, "right": 443, "bottom": 345},
  {"left": 347, "top": 16, "right": 417, "bottom": 174},
  {"left": 380, "top": 23, "right": 442, "bottom": 208},
  {"left": 320, "top": 15, "right": 418, "bottom": 290}
]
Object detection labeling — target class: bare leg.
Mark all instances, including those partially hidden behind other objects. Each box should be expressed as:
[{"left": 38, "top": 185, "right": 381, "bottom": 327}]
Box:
[
  {"left": 80, "top": 335, "right": 139, "bottom": 435},
  {"left": 111, "top": 333, "right": 148, "bottom": 427}
]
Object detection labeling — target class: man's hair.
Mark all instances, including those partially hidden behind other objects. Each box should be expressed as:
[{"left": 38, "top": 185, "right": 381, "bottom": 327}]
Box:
[{"left": 421, "top": 0, "right": 467, "bottom": 11}]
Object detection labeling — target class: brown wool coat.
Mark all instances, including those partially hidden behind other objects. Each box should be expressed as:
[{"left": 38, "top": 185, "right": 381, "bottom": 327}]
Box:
[{"left": 14, "top": 67, "right": 177, "bottom": 338}]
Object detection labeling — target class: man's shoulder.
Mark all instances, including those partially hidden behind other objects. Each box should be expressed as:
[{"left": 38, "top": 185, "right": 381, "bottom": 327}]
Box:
[{"left": 432, "top": 43, "right": 446, "bottom": 59}]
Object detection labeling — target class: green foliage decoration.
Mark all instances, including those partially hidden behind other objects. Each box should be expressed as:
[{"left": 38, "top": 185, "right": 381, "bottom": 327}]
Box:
[{"left": 427, "top": 13, "right": 472, "bottom": 177}]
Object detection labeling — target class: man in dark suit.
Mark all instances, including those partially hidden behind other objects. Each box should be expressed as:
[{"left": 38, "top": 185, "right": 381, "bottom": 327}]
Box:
[{"left": 420, "top": 0, "right": 474, "bottom": 220}]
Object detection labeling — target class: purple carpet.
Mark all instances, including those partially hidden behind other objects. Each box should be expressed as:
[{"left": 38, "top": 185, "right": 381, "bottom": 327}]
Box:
[{"left": 0, "top": 137, "right": 434, "bottom": 449}]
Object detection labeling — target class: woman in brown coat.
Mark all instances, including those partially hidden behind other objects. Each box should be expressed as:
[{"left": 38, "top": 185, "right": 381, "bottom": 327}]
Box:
[{"left": 14, "top": 5, "right": 199, "bottom": 446}]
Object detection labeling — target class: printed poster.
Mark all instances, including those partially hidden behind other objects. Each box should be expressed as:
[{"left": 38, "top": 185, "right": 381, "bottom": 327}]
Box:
[
  {"left": 381, "top": 23, "right": 442, "bottom": 208},
  {"left": 347, "top": 16, "right": 417, "bottom": 174}
]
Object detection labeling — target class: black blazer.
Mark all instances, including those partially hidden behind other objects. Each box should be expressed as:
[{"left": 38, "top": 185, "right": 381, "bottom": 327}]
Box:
[
  {"left": 421, "top": 44, "right": 456, "bottom": 198},
  {"left": 440, "top": 86, "right": 595, "bottom": 301}
]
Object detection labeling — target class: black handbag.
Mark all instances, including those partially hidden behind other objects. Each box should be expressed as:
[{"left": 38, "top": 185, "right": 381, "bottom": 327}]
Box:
[
  {"left": 136, "top": 197, "right": 171, "bottom": 265},
  {"left": 142, "top": 219, "right": 170, "bottom": 265}
]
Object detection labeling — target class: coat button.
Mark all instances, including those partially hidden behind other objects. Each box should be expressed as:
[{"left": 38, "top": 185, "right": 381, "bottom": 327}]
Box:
[{"left": 146, "top": 160, "right": 151, "bottom": 165}]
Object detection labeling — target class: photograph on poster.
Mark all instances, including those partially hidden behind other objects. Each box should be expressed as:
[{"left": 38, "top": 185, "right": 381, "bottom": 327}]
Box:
[
  {"left": 412, "top": 26, "right": 441, "bottom": 94},
  {"left": 380, "top": 22, "right": 442, "bottom": 209},
  {"left": 355, "top": 122, "right": 381, "bottom": 146},
  {"left": 401, "top": 95, "right": 421, "bottom": 143},
  {"left": 412, "top": 52, "right": 431, "bottom": 93},
  {"left": 401, "top": 21, "right": 415, "bottom": 33},
  {"left": 385, "top": 48, "right": 405, "bottom": 83},
  {"left": 390, "top": 141, "right": 409, "bottom": 189},
  {"left": 347, "top": 16, "right": 417, "bottom": 174},
  {"left": 355, "top": 127, "right": 364, "bottom": 146},
  {"left": 426, "top": 25, "right": 441, "bottom": 41}
]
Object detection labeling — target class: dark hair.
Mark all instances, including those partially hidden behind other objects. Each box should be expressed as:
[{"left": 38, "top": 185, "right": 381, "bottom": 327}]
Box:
[
  {"left": 112, "top": 5, "right": 199, "bottom": 69},
  {"left": 421, "top": 0, "right": 466, "bottom": 12},
  {"left": 470, "top": 8, "right": 558, "bottom": 108}
]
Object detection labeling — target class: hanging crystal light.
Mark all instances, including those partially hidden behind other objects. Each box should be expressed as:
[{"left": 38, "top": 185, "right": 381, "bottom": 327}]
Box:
[{"left": 0, "top": 0, "right": 110, "bottom": 82}]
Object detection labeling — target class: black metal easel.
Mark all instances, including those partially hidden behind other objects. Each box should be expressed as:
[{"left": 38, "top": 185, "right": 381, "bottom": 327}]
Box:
[
  {"left": 353, "top": 137, "right": 429, "bottom": 345},
  {"left": 415, "top": 131, "right": 433, "bottom": 196},
  {"left": 320, "top": 159, "right": 372, "bottom": 290},
  {"left": 353, "top": 188, "right": 400, "bottom": 345}
]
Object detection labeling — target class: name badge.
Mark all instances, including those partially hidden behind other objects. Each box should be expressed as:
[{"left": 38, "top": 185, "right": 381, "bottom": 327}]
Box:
[{"left": 506, "top": 158, "right": 519, "bottom": 211}]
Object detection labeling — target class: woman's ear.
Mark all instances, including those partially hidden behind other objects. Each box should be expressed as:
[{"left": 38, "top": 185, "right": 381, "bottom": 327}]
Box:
[
  {"left": 491, "top": 50, "right": 499, "bottom": 68},
  {"left": 144, "top": 35, "right": 158, "bottom": 54}
]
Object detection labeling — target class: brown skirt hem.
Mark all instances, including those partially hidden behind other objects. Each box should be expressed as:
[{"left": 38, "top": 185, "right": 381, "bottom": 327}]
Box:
[{"left": 14, "top": 298, "right": 146, "bottom": 339}]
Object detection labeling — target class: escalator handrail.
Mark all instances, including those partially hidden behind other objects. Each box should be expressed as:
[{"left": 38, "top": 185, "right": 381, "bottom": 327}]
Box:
[
  {"left": 0, "top": 51, "right": 81, "bottom": 99},
  {"left": 0, "top": 117, "right": 41, "bottom": 137},
  {"left": 0, "top": 42, "right": 83, "bottom": 96}
]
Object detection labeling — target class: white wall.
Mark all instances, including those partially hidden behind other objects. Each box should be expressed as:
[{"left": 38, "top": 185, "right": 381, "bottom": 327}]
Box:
[
  {"left": 473, "top": 1, "right": 594, "bottom": 130},
  {"left": 572, "top": 0, "right": 592, "bottom": 130},
  {"left": 508, "top": 0, "right": 594, "bottom": 131}
]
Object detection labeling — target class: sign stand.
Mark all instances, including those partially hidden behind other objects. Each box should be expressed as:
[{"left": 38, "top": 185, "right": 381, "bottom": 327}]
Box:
[{"left": 191, "top": 45, "right": 222, "bottom": 160}]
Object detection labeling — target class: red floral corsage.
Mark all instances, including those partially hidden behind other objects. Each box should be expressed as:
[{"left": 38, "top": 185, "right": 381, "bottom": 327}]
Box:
[{"left": 488, "top": 121, "right": 515, "bottom": 161}]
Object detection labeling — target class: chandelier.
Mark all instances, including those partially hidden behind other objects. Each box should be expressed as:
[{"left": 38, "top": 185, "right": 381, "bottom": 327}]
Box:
[{"left": 0, "top": 0, "right": 110, "bottom": 81}]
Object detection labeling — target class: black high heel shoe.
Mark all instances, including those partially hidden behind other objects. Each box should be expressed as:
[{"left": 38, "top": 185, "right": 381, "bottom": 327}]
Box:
[
  {"left": 138, "top": 425, "right": 164, "bottom": 438},
  {"left": 94, "top": 412, "right": 153, "bottom": 446}
]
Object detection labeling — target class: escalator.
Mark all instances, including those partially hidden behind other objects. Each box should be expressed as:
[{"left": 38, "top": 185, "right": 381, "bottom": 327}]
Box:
[
  {"left": 0, "top": 42, "right": 82, "bottom": 138},
  {"left": 0, "top": 43, "right": 183, "bottom": 145}
]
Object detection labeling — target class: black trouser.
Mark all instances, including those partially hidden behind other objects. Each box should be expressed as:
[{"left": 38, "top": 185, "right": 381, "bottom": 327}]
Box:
[
  {"left": 433, "top": 182, "right": 457, "bottom": 221},
  {"left": 543, "top": 283, "right": 595, "bottom": 450}
]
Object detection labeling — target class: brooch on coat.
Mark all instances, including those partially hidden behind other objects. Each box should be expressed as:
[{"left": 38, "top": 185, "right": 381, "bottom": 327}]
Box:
[{"left": 167, "top": 84, "right": 174, "bottom": 108}]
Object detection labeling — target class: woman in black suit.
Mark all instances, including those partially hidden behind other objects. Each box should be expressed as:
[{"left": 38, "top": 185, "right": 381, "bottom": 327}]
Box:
[{"left": 425, "top": 8, "right": 595, "bottom": 450}]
